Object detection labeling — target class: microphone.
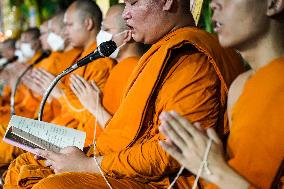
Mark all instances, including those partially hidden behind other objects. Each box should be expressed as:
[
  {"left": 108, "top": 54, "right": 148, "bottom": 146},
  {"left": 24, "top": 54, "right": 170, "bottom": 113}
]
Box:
[
  {"left": 69, "top": 40, "right": 117, "bottom": 70},
  {"left": 37, "top": 40, "right": 117, "bottom": 121},
  {"left": 10, "top": 51, "right": 51, "bottom": 117},
  {"left": 0, "top": 56, "right": 18, "bottom": 72}
]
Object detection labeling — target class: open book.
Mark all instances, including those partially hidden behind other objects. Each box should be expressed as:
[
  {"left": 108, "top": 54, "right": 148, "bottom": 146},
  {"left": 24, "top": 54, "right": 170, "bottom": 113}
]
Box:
[{"left": 3, "top": 115, "right": 86, "bottom": 154}]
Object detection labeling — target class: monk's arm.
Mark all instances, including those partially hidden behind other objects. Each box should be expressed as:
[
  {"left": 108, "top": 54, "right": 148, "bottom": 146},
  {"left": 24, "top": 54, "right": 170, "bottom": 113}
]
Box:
[
  {"left": 57, "top": 67, "right": 111, "bottom": 124},
  {"left": 100, "top": 54, "right": 222, "bottom": 178}
]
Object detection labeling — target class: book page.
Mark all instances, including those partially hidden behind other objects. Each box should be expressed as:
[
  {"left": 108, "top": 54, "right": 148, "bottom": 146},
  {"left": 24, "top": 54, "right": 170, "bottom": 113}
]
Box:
[{"left": 7, "top": 115, "right": 86, "bottom": 151}]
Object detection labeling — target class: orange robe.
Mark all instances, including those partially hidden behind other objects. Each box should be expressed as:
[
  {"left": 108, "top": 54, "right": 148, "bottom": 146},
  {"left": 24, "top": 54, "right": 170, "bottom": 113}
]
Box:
[
  {"left": 227, "top": 58, "right": 284, "bottom": 188},
  {"left": 0, "top": 51, "right": 43, "bottom": 125},
  {"left": 0, "top": 49, "right": 82, "bottom": 168},
  {"left": 51, "top": 42, "right": 115, "bottom": 132},
  {"left": 205, "top": 58, "right": 284, "bottom": 189},
  {"left": 84, "top": 56, "right": 139, "bottom": 145},
  {"left": 3, "top": 27, "right": 244, "bottom": 189}
]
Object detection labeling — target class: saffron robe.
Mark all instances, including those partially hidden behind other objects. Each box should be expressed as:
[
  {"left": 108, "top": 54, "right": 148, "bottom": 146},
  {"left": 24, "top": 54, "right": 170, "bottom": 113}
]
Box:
[{"left": 4, "top": 27, "right": 244, "bottom": 189}]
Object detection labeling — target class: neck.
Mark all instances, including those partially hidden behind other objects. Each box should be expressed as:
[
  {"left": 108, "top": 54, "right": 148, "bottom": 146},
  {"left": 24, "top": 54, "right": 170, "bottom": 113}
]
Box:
[
  {"left": 82, "top": 31, "right": 98, "bottom": 51},
  {"left": 169, "top": 14, "right": 196, "bottom": 34},
  {"left": 240, "top": 24, "right": 284, "bottom": 71}
]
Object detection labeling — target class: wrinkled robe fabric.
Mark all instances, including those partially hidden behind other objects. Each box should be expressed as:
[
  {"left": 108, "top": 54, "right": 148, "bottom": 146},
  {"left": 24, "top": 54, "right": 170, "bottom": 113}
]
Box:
[
  {"left": 4, "top": 27, "right": 244, "bottom": 189},
  {"left": 83, "top": 56, "right": 139, "bottom": 145}
]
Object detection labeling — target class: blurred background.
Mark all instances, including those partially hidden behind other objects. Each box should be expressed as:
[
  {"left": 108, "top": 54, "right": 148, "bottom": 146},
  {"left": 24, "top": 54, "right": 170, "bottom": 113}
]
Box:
[{"left": 0, "top": 0, "right": 213, "bottom": 42}]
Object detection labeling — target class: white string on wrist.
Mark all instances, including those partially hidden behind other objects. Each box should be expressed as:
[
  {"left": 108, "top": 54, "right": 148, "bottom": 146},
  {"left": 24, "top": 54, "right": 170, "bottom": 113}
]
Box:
[
  {"left": 92, "top": 92, "right": 113, "bottom": 189},
  {"left": 192, "top": 139, "right": 213, "bottom": 189},
  {"left": 166, "top": 166, "right": 185, "bottom": 189}
]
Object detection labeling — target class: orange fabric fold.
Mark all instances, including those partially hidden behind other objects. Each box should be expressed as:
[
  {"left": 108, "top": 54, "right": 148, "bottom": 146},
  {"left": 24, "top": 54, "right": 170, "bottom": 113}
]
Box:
[{"left": 83, "top": 56, "right": 139, "bottom": 145}]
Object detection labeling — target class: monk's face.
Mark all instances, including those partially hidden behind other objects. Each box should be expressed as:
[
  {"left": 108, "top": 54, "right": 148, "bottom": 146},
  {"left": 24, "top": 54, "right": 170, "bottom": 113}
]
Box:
[
  {"left": 123, "top": 0, "right": 167, "bottom": 44},
  {"left": 64, "top": 7, "right": 87, "bottom": 48},
  {"left": 103, "top": 8, "right": 123, "bottom": 35},
  {"left": 210, "top": 0, "right": 270, "bottom": 50},
  {"left": 39, "top": 22, "right": 50, "bottom": 51}
]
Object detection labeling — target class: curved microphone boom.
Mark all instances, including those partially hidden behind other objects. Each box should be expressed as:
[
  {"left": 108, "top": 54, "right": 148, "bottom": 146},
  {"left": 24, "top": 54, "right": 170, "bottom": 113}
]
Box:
[
  {"left": 38, "top": 40, "right": 117, "bottom": 121},
  {"left": 10, "top": 51, "right": 51, "bottom": 117}
]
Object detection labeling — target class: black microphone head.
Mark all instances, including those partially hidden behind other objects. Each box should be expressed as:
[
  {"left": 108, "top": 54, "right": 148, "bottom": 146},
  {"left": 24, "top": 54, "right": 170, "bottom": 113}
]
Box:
[
  {"left": 98, "top": 40, "right": 117, "bottom": 57},
  {"left": 42, "top": 50, "right": 51, "bottom": 58}
]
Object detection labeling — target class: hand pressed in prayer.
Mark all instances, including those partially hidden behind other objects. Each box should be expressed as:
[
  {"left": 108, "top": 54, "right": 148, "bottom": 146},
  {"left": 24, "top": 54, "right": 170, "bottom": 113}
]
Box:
[
  {"left": 70, "top": 74, "right": 102, "bottom": 115},
  {"left": 158, "top": 111, "right": 228, "bottom": 184},
  {"left": 35, "top": 147, "right": 102, "bottom": 174},
  {"left": 32, "top": 68, "right": 63, "bottom": 99}
]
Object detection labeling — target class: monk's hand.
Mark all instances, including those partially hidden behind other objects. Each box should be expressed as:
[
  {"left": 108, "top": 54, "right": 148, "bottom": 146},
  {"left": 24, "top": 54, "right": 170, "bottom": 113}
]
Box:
[
  {"left": 158, "top": 111, "right": 229, "bottom": 184},
  {"left": 70, "top": 74, "right": 102, "bottom": 115},
  {"left": 32, "top": 68, "right": 63, "bottom": 99},
  {"left": 35, "top": 147, "right": 101, "bottom": 174}
]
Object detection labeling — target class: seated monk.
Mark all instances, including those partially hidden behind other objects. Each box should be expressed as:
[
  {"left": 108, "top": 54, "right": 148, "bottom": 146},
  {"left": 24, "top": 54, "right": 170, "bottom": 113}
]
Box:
[
  {"left": 0, "top": 28, "right": 48, "bottom": 169},
  {"left": 0, "top": 28, "right": 45, "bottom": 125},
  {"left": 68, "top": 3, "right": 145, "bottom": 144},
  {"left": 0, "top": 15, "right": 82, "bottom": 169},
  {"left": 29, "top": 0, "right": 115, "bottom": 132},
  {"left": 159, "top": 0, "right": 284, "bottom": 188},
  {"left": 0, "top": 38, "right": 18, "bottom": 118},
  {"left": 3, "top": 0, "right": 245, "bottom": 188}
]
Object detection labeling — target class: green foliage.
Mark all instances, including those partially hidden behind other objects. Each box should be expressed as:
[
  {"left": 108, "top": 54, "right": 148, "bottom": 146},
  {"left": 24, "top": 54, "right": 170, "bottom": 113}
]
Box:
[{"left": 198, "top": 0, "right": 214, "bottom": 33}]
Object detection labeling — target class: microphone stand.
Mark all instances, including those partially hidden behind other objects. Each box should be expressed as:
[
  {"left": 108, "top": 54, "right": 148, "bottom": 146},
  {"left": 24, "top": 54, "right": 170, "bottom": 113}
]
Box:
[
  {"left": 37, "top": 40, "right": 117, "bottom": 121},
  {"left": 37, "top": 64, "right": 78, "bottom": 121},
  {"left": 10, "top": 51, "right": 50, "bottom": 117}
]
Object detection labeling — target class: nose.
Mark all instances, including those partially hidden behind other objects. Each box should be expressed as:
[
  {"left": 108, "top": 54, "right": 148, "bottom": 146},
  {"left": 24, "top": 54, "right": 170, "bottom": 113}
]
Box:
[{"left": 122, "top": 6, "right": 131, "bottom": 21}]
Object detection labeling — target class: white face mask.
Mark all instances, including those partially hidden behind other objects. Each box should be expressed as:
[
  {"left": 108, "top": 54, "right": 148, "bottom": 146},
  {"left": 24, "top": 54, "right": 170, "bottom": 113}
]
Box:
[
  {"left": 47, "top": 32, "right": 65, "bottom": 52},
  {"left": 20, "top": 43, "right": 35, "bottom": 59},
  {"left": 96, "top": 30, "right": 127, "bottom": 59},
  {"left": 14, "top": 49, "right": 27, "bottom": 63}
]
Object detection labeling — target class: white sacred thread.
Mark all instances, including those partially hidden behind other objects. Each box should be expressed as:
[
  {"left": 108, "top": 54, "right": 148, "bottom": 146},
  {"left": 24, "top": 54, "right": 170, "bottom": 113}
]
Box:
[{"left": 92, "top": 91, "right": 113, "bottom": 189}]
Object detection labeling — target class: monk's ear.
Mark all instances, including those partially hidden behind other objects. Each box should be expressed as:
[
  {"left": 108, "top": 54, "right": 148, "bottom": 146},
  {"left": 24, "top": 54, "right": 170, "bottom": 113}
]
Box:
[
  {"left": 267, "top": 0, "right": 284, "bottom": 16},
  {"left": 84, "top": 17, "right": 95, "bottom": 31},
  {"left": 163, "top": 0, "right": 174, "bottom": 11}
]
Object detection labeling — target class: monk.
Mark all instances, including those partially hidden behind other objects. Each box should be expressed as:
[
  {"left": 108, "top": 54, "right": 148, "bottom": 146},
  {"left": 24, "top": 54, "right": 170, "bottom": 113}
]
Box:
[
  {"left": 0, "top": 39, "right": 18, "bottom": 109},
  {"left": 30, "top": 0, "right": 114, "bottom": 131},
  {"left": 69, "top": 3, "right": 144, "bottom": 145},
  {"left": 0, "top": 28, "right": 45, "bottom": 126},
  {"left": 3, "top": 0, "right": 245, "bottom": 188},
  {"left": 0, "top": 14, "right": 82, "bottom": 169},
  {"left": 159, "top": 0, "right": 284, "bottom": 189}
]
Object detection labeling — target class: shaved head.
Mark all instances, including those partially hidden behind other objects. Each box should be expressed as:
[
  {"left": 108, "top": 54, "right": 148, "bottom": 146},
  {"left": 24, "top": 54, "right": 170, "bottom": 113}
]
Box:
[
  {"left": 50, "top": 11, "right": 65, "bottom": 35},
  {"left": 1, "top": 38, "right": 16, "bottom": 50},
  {"left": 0, "top": 38, "right": 16, "bottom": 60},
  {"left": 23, "top": 27, "right": 41, "bottom": 41},
  {"left": 64, "top": 0, "right": 102, "bottom": 48},
  {"left": 72, "top": 0, "right": 102, "bottom": 31},
  {"left": 106, "top": 3, "right": 128, "bottom": 32}
]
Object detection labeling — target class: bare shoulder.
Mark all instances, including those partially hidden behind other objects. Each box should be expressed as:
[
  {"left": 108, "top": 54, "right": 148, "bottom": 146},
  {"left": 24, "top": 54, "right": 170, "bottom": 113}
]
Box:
[{"left": 227, "top": 70, "right": 253, "bottom": 124}]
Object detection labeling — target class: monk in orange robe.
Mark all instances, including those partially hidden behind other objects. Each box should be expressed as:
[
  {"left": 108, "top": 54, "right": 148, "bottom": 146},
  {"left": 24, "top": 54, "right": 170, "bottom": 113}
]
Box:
[
  {"left": 28, "top": 1, "right": 115, "bottom": 134},
  {"left": 0, "top": 15, "right": 82, "bottom": 169},
  {"left": 68, "top": 4, "right": 144, "bottom": 145},
  {"left": 3, "top": 1, "right": 245, "bottom": 188},
  {"left": 0, "top": 28, "right": 44, "bottom": 125},
  {"left": 159, "top": 0, "right": 284, "bottom": 189}
]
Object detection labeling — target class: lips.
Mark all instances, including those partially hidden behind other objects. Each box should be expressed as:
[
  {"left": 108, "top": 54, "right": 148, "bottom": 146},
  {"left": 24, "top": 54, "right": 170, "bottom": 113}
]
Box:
[
  {"left": 213, "top": 20, "right": 223, "bottom": 33},
  {"left": 126, "top": 24, "right": 134, "bottom": 31}
]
